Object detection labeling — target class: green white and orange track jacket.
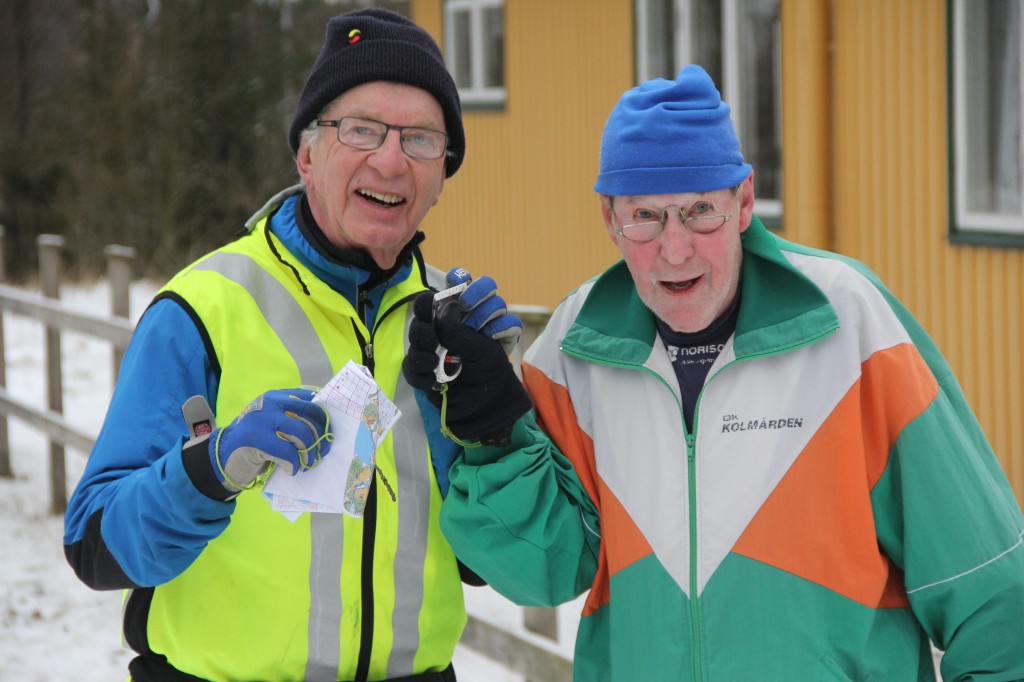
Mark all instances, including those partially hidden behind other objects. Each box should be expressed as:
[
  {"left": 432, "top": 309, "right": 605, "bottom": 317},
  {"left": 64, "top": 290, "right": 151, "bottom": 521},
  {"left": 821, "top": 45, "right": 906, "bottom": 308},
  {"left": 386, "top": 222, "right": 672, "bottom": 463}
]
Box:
[{"left": 440, "top": 217, "right": 1024, "bottom": 681}]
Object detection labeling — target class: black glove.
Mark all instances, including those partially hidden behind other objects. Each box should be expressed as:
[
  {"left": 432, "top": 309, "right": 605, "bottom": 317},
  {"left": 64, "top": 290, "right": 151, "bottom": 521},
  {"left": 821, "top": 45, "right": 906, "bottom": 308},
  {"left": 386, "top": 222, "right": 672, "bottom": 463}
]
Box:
[{"left": 404, "top": 292, "right": 531, "bottom": 444}]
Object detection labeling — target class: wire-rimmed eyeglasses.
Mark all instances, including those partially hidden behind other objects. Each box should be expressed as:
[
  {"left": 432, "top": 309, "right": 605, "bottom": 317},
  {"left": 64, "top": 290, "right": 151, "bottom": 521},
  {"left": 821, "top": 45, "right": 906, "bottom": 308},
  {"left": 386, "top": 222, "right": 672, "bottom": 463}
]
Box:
[
  {"left": 611, "top": 200, "right": 734, "bottom": 244},
  {"left": 316, "top": 116, "right": 452, "bottom": 161}
]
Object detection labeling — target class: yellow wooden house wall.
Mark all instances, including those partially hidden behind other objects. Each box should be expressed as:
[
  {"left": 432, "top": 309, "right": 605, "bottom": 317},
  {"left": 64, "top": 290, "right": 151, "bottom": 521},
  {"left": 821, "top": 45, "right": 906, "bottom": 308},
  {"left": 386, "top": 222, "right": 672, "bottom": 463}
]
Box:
[
  {"left": 823, "top": 0, "right": 1023, "bottom": 505},
  {"left": 413, "top": 0, "right": 1024, "bottom": 506},
  {"left": 413, "top": 0, "right": 630, "bottom": 309}
]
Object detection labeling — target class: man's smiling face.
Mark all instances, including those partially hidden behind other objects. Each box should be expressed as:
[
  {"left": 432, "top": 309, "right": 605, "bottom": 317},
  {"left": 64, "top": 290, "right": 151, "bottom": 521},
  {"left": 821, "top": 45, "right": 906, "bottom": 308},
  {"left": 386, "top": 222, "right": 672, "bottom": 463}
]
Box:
[
  {"left": 297, "top": 81, "right": 447, "bottom": 269},
  {"left": 601, "top": 174, "right": 754, "bottom": 333}
]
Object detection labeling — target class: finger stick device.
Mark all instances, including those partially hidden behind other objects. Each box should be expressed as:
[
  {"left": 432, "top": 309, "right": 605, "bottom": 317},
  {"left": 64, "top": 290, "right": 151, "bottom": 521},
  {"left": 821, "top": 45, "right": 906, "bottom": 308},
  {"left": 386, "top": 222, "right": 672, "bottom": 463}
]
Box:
[
  {"left": 181, "top": 395, "right": 216, "bottom": 445},
  {"left": 433, "top": 282, "right": 468, "bottom": 383}
]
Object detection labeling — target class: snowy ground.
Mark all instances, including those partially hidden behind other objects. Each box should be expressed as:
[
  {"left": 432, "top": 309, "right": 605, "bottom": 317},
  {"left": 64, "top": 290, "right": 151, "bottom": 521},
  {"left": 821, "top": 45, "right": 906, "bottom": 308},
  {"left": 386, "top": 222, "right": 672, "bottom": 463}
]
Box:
[{"left": 0, "top": 279, "right": 579, "bottom": 681}]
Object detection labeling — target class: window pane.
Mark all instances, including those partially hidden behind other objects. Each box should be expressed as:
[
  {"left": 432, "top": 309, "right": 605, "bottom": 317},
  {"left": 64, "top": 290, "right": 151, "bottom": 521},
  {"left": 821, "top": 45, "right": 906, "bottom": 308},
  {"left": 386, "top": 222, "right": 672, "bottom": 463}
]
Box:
[
  {"left": 635, "top": 0, "right": 779, "bottom": 207},
  {"left": 482, "top": 6, "right": 504, "bottom": 88},
  {"left": 643, "top": 0, "right": 675, "bottom": 79},
  {"left": 638, "top": 0, "right": 720, "bottom": 81},
  {"left": 733, "top": 0, "right": 781, "bottom": 199},
  {"left": 452, "top": 10, "right": 472, "bottom": 88},
  {"left": 962, "top": 0, "right": 1021, "bottom": 215},
  {"left": 689, "top": 0, "right": 722, "bottom": 84}
]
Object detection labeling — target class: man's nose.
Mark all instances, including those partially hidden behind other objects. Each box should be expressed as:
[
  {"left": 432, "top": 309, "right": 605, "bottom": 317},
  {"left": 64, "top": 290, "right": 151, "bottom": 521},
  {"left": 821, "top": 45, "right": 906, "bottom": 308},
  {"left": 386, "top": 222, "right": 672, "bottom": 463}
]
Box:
[
  {"left": 659, "top": 213, "right": 696, "bottom": 263},
  {"left": 367, "top": 129, "right": 406, "bottom": 174}
]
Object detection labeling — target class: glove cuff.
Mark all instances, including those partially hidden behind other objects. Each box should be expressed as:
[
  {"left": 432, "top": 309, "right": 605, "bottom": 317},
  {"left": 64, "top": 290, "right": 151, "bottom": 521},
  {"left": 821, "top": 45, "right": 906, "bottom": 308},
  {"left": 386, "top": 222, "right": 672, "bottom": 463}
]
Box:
[
  {"left": 479, "top": 423, "right": 515, "bottom": 448},
  {"left": 446, "top": 381, "right": 532, "bottom": 442},
  {"left": 181, "top": 434, "right": 236, "bottom": 502}
]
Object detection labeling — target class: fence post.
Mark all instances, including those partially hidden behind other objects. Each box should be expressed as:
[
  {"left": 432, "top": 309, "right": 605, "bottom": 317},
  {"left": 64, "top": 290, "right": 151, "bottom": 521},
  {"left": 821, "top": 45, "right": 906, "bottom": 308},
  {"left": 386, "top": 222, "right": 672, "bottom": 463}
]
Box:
[
  {"left": 104, "top": 245, "right": 135, "bottom": 384},
  {"left": 39, "top": 234, "right": 67, "bottom": 514},
  {"left": 0, "top": 225, "right": 10, "bottom": 479},
  {"left": 523, "top": 606, "right": 559, "bottom": 642}
]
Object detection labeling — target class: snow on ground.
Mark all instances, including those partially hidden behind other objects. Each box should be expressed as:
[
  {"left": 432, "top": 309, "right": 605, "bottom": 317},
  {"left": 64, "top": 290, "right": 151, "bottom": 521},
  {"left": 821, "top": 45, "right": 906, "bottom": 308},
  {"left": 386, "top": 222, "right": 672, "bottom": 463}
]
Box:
[{"left": 0, "top": 279, "right": 581, "bottom": 681}]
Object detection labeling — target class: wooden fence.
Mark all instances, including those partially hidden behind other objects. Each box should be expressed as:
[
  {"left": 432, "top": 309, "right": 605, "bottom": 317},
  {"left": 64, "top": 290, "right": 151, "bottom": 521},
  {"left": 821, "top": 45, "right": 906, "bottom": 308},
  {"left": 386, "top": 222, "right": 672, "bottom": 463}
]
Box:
[
  {"left": 0, "top": 232, "right": 571, "bottom": 681},
  {"left": 0, "top": 234, "right": 135, "bottom": 514}
]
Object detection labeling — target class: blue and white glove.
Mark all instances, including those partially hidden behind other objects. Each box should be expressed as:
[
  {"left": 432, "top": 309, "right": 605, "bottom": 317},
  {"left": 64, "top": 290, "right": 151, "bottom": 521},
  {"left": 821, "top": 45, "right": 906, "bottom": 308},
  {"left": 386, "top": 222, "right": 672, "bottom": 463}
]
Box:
[{"left": 182, "top": 389, "right": 332, "bottom": 500}]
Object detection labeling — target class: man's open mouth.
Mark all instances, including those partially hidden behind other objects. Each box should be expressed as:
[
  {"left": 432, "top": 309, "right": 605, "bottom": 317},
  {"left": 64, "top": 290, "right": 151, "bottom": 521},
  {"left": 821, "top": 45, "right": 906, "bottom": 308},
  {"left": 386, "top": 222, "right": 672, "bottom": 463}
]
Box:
[
  {"left": 662, "top": 277, "right": 698, "bottom": 291},
  {"left": 358, "top": 189, "right": 404, "bottom": 207}
]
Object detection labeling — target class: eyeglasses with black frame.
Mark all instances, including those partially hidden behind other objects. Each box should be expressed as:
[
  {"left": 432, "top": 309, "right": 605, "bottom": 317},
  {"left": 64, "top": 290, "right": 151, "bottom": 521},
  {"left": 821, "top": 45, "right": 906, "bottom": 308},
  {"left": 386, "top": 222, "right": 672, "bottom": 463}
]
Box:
[
  {"left": 611, "top": 197, "right": 735, "bottom": 244},
  {"left": 316, "top": 116, "right": 451, "bottom": 161}
]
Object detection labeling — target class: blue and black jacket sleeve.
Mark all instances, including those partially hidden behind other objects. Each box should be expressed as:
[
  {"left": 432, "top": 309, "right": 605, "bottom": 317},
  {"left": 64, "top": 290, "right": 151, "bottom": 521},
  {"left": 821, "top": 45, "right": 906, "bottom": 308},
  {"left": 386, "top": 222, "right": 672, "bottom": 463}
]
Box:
[{"left": 63, "top": 297, "right": 231, "bottom": 589}]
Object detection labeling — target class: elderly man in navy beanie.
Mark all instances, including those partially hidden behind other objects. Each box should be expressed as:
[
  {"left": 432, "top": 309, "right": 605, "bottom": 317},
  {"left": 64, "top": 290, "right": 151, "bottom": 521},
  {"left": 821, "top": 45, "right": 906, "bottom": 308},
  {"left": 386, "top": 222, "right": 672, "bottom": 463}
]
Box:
[
  {"left": 64, "top": 8, "right": 524, "bottom": 681},
  {"left": 433, "top": 65, "right": 1024, "bottom": 681}
]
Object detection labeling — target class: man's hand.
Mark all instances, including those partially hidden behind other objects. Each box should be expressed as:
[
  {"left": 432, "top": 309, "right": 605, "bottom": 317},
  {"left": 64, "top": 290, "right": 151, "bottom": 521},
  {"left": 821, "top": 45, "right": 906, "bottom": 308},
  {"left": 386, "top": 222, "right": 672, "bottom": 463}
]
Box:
[
  {"left": 209, "top": 389, "right": 332, "bottom": 495},
  {"left": 403, "top": 269, "right": 531, "bottom": 444}
]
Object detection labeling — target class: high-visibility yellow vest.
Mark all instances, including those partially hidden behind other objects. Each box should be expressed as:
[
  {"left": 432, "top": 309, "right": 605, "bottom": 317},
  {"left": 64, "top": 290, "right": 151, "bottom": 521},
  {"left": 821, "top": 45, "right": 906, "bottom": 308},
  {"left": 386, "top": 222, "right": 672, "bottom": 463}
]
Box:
[{"left": 136, "top": 216, "right": 466, "bottom": 681}]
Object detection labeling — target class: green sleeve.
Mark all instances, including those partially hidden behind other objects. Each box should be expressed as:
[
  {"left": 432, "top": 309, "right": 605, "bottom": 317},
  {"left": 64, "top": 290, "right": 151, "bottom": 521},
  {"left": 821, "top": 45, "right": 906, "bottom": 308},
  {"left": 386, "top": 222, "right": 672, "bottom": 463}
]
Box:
[
  {"left": 439, "top": 411, "right": 601, "bottom": 607},
  {"left": 872, "top": 375, "right": 1024, "bottom": 680}
]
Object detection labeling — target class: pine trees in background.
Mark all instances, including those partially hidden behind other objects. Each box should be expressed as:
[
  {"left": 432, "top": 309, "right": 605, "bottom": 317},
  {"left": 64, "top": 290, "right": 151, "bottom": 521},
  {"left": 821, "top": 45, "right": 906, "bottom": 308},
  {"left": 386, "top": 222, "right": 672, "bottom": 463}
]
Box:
[{"left": 0, "top": 0, "right": 403, "bottom": 281}]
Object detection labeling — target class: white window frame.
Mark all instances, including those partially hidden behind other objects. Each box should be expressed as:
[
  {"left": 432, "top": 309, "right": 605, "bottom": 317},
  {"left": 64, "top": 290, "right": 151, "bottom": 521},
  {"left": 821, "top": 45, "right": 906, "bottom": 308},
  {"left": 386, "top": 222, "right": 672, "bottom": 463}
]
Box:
[
  {"left": 634, "top": 0, "right": 782, "bottom": 223},
  {"left": 952, "top": 0, "right": 1024, "bottom": 237},
  {"left": 445, "top": 0, "right": 506, "bottom": 107}
]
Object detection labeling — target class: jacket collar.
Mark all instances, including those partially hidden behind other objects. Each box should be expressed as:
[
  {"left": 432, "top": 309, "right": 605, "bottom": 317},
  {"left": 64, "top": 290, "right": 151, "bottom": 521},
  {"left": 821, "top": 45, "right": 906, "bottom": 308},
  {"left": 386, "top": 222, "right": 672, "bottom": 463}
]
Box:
[{"left": 247, "top": 188, "right": 428, "bottom": 329}]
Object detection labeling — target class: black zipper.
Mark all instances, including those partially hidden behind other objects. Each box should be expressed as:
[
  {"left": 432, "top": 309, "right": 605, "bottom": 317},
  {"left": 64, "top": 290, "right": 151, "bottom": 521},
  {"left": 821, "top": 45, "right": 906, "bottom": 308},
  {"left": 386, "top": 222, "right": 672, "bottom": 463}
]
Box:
[{"left": 350, "top": 288, "right": 424, "bottom": 680}]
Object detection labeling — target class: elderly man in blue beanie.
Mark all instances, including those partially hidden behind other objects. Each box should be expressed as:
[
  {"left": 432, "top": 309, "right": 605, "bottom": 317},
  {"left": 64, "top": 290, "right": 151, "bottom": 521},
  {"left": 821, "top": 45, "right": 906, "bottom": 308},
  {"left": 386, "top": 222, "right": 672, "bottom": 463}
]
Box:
[
  {"left": 419, "top": 66, "right": 1024, "bottom": 680},
  {"left": 64, "top": 8, "right": 523, "bottom": 681}
]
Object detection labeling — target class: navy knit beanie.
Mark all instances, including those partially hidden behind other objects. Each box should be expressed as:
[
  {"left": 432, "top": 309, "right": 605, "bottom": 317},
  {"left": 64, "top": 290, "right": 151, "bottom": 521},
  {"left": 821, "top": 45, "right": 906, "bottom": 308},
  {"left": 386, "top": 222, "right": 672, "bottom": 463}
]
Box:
[
  {"left": 289, "top": 8, "right": 465, "bottom": 178},
  {"left": 594, "top": 65, "right": 751, "bottom": 196}
]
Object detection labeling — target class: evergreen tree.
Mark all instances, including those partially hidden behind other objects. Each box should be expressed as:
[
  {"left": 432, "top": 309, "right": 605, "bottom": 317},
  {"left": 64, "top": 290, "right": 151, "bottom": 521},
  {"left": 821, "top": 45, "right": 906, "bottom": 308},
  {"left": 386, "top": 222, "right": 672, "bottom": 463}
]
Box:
[{"left": 0, "top": 0, "right": 386, "bottom": 281}]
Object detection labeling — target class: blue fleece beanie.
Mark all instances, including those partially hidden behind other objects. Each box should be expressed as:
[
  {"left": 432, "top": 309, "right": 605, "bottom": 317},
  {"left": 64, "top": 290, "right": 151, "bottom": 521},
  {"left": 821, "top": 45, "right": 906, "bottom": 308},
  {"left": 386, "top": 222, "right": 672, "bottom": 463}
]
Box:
[{"left": 594, "top": 65, "right": 752, "bottom": 196}]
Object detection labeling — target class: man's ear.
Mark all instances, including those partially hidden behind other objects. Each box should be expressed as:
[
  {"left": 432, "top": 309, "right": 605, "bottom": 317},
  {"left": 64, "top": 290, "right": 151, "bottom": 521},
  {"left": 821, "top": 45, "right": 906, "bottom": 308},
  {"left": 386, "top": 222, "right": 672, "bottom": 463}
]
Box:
[
  {"left": 600, "top": 196, "right": 620, "bottom": 246},
  {"left": 737, "top": 172, "right": 756, "bottom": 233},
  {"left": 296, "top": 139, "right": 315, "bottom": 187}
]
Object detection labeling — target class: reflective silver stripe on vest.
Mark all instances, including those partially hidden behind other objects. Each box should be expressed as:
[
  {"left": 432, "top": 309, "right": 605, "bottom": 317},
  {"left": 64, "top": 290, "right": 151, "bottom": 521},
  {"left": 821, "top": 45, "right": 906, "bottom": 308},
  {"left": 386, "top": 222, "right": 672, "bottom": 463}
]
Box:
[
  {"left": 386, "top": 350, "right": 431, "bottom": 676},
  {"left": 304, "top": 513, "right": 346, "bottom": 680},
  {"left": 195, "top": 253, "right": 345, "bottom": 678}
]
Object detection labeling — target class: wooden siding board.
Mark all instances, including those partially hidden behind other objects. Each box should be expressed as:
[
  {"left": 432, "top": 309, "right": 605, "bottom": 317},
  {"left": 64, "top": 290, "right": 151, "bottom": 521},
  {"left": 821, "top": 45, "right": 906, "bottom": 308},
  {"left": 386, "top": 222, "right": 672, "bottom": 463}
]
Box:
[{"left": 831, "top": 0, "right": 1023, "bottom": 503}]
